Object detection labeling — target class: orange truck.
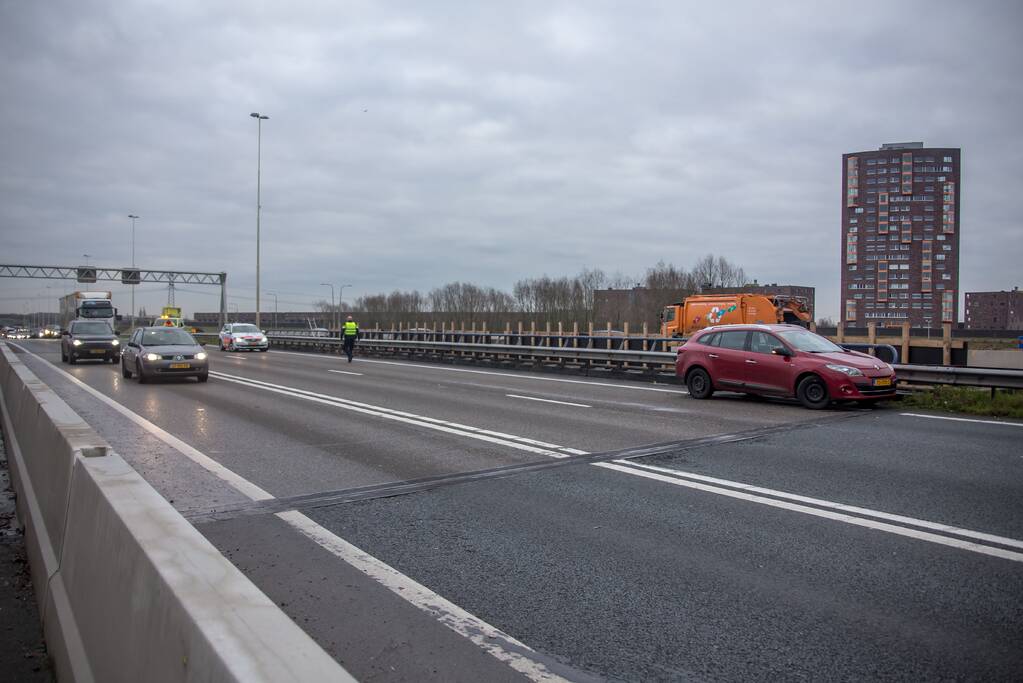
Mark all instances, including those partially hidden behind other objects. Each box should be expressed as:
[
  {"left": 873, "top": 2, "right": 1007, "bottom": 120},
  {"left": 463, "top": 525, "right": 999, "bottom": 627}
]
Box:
[{"left": 660, "top": 293, "right": 812, "bottom": 337}]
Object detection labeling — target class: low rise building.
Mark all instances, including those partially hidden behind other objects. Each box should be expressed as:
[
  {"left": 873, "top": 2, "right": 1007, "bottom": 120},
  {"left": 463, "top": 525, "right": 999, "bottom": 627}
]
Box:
[{"left": 964, "top": 288, "right": 1022, "bottom": 330}]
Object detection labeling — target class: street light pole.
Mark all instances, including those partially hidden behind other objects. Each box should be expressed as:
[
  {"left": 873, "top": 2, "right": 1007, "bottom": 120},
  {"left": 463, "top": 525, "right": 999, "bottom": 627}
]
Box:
[
  {"left": 265, "top": 291, "right": 278, "bottom": 329},
  {"left": 128, "top": 214, "right": 139, "bottom": 328},
  {"left": 250, "top": 112, "right": 269, "bottom": 329},
  {"left": 338, "top": 283, "right": 353, "bottom": 325},
  {"left": 320, "top": 283, "right": 335, "bottom": 331}
]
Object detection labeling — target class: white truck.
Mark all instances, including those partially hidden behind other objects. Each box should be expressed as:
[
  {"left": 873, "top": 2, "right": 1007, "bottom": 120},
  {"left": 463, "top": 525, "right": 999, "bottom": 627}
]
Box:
[{"left": 60, "top": 291, "right": 117, "bottom": 331}]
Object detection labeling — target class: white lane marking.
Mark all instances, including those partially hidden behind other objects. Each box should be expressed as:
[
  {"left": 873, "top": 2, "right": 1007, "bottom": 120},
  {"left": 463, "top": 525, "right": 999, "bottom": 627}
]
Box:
[
  {"left": 270, "top": 349, "right": 688, "bottom": 394},
  {"left": 277, "top": 511, "right": 572, "bottom": 683},
  {"left": 596, "top": 462, "right": 1023, "bottom": 563},
  {"left": 621, "top": 460, "right": 1023, "bottom": 551},
  {"left": 328, "top": 369, "right": 364, "bottom": 376},
  {"left": 210, "top": 371, "right": 576, "bottom": 458},
  {"left": 10, "top": 343, "right": 569, "bottom": 683},
  {"left": 506, "top": 394, "right": 591, "bottom": 409},
  {"left": 901, "top": 412, "right": 1023, "bottom": 428}
]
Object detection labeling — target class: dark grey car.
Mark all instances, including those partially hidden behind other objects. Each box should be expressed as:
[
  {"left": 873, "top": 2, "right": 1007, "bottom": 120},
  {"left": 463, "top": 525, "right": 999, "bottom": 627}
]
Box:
[
  {"left": 121, "top": 327, "right": 209, "bottom": 383},
  {"left": 61, "top": 320, "right": 120, "bottom": 364}
]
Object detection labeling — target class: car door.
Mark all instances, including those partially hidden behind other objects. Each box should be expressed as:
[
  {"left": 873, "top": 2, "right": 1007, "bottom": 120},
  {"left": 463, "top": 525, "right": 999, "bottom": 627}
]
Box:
[
  {"left": 124, "top": 329, "right": 140, "bottom": 365},
  {"left": 707, "top": 330, "right": 749, "bottom": 388},
  {"left": 745, "top": 331, "right": 795, "bottom": 394}
]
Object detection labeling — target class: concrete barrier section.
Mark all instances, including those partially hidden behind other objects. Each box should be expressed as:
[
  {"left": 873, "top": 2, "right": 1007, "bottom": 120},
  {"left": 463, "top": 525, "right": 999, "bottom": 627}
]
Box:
[{"left": 0, "top": 344, "right": 353, "bottom": 682}]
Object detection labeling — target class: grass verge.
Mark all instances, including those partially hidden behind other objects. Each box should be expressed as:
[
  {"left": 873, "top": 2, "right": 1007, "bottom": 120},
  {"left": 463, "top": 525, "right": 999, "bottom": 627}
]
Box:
[{"left": 901, "top": 386, "right": 1023, "bottom": 419}]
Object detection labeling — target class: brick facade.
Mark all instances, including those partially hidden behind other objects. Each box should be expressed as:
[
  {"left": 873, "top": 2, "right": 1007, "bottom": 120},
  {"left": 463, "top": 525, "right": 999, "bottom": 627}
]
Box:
[
  {"left": 840, "top": 142, "right": 961, "bottom": 328},
  {"left": 964, "top": 289, "right": 1022, "bottom": 331}
]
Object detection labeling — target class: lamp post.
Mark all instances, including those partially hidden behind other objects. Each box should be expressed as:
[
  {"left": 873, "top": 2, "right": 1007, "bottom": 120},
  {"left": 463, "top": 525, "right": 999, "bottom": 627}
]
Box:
[
  {"left": 250, "top": 112, "right": 269, "bottom": 329},
  {"left": 320, "top": 283, "right": 335, "bottom": 331},
  {"left": 338, "top": 283, "right": 353, "bottom": 313},
  {"left": 229, "top": 303, "right": 239, "bottom": 323},
  {"left": 128, "top": 214, "right": 139, "bottom": 328},
  {"left": 265, "top": 291, "right": 278, "bottom": 329}
]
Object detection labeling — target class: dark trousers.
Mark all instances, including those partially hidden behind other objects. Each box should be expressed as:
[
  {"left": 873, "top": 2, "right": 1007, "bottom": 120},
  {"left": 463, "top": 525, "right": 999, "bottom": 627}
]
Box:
[{"left": 342, "top": 336, "right": 356, "bottom": 361}]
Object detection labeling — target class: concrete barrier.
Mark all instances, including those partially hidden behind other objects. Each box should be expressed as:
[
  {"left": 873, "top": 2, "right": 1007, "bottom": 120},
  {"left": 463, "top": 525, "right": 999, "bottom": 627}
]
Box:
[{"left": 0, "top": 344, "right": 353, "bottom": 682}]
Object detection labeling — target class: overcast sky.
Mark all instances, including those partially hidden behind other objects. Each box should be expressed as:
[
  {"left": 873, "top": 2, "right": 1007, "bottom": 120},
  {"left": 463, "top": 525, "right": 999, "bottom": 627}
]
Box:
[{"left": 2, "top": 0, "right": 1021, "bottom": 323}]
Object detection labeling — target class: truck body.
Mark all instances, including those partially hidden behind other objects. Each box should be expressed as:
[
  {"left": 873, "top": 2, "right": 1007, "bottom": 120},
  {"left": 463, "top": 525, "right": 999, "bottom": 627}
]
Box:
[
  {"left": 59, "top": 291, "right": 116, "bottom": 331},
  {"left": 660, "top": 293, "right": 812, "bottom": 337}
]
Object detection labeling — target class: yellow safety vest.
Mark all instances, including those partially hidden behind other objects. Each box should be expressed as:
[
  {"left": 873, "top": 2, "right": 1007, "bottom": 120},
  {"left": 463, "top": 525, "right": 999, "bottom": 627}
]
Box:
[{"left": 343, "top": 321, "right": 359, "bottom": 337}]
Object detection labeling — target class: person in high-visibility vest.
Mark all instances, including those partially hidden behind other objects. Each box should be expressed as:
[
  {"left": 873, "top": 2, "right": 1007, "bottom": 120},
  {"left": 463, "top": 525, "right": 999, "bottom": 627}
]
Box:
[{"left": 342, "top": 315, "right": 359, "bottom": 362}]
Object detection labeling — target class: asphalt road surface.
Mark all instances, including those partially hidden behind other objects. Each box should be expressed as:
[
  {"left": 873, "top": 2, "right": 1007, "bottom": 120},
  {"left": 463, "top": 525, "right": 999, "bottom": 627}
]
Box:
[{"left": 8, "top": 339, "right": 1023, "bottom": 681}]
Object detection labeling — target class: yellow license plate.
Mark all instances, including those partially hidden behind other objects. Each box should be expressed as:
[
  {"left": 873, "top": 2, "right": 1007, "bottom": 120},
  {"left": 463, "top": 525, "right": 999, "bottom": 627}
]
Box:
[
  {"left": 874, "top": 378, "right": 892, "bottom": 387},
  {"left": 169, "top": 363, "right": 190, "bottom": 369},
  {"left": 90, "top": 349, "right": 106, "bottom": 354}
]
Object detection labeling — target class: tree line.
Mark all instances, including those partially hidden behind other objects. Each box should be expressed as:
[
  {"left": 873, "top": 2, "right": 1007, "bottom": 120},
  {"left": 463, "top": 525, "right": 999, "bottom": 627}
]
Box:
[{"left": 312, "top": 254, "right": 749, "bottom": 327}]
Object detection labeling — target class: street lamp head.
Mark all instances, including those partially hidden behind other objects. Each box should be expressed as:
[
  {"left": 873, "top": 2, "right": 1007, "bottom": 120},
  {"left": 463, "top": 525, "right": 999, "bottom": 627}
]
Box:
[
  {"left": 128, "top": 214, "right": 139, "bottom": 219},
  {"left": 250, "top": 112, "right": 269, "bottom": 120}
]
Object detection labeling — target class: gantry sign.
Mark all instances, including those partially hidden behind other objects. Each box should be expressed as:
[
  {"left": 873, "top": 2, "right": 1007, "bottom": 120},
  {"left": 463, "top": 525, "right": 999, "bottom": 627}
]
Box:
[{"left": 0, "top": 264, "right": 228, "bottom": 327}]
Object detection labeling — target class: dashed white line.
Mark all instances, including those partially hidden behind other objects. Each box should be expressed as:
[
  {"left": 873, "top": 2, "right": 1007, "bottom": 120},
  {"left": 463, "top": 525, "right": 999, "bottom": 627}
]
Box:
[
  {"left": 506, "top": 394, "right": 591, "bottom": 408},
  {"left": 328, "top": 369, "right": 363, "bottom": 376},
  {"left": 901, "top": 412, "right": 1023, "bottom": 428}
]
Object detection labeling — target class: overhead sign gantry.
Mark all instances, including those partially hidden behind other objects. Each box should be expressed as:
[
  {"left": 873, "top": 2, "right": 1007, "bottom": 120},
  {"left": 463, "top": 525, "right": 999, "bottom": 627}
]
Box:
[{"left": 0, "top": 264, "right": 228, "bottom": 327}]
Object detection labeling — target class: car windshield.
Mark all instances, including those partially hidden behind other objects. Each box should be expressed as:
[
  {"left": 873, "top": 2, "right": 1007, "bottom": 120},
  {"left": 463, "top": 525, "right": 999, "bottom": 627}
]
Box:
[
  {"left": 142, "top": 328, "right": 196, "bottom": 346},
  {"left": 232, "top": 324, "right": 260, "bottom": 333},
  {"left": 71, "top": 322, "right": 113, "bottom": 335},
  {"left": 776, "top": 329, "right": 844, "bottom": 353}
]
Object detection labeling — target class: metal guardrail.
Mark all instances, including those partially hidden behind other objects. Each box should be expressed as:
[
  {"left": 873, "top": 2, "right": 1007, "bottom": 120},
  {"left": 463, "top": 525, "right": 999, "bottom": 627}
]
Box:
[{"left": 253, "top": 332, "right": 1023, "bottom": 391}]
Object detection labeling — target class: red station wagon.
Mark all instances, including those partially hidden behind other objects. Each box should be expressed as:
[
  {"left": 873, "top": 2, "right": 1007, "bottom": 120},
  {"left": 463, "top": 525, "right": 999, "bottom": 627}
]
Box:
[{"left": 676, "top": 324, "right": 897, "bottom": 409}]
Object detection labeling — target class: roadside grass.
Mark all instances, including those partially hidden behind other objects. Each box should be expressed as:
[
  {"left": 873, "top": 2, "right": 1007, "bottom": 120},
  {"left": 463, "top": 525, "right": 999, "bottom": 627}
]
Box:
[{"left": 901, "top": 386, "right": 1023, "bottom": 419}]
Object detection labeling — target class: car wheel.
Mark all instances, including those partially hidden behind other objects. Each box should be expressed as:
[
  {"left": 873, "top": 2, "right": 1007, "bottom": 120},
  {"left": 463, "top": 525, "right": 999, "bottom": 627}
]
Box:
[
  {"left": 68, "top": 353, "right": 77, "bottom": 365},
  {"left": 197, "top": 371, "right": 209, "bottom": 383},
  {"left": 796, "top": 375, "right": 830, "bottom": 410},
  {"left": 686, "top": 368, "right": 714, "bottom": 399},
  {"left": 259, "top": 348, "right": 268, "bottom": 352},
  {"left": 121, "top": 358, "right": 133, "bottom": 379},
  {"left": 136, "top": 360, "right": 148, "bottom": 384}
]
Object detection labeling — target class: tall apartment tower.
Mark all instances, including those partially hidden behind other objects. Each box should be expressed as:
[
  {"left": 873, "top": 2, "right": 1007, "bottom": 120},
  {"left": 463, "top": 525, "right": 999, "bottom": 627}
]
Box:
[{"left": 841, "top": 142, "right": 961, "bottom": 328}]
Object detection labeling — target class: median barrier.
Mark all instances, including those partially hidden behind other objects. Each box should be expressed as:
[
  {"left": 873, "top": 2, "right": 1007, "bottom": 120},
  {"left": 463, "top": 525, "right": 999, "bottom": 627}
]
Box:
[{"left": 0, "top": 344, "right": 353, "bottom": 682}]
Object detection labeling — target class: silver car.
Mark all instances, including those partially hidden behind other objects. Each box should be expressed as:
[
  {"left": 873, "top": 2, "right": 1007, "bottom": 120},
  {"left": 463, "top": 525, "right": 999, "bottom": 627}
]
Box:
[
  {"left": 121, "top": 326, "right": 209, "bottom": 383},
  {"left": 218, "top": 323, "right": 269, "bottom": 352}
]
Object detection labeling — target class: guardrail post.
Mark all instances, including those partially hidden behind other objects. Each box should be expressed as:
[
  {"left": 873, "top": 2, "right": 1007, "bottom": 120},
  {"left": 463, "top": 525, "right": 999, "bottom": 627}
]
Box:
[
  {"left": 867, "top": 322, "right": 876, "bottom": 345},
  {"left": 572, "top": 322, "right": 578, "bottom": 348},
  {"left": 943, "top": 323, "right": 952, "bottom": 366},
  {"left": 901, "top": 322, "right": 910, "bottom": 365},
  {"left": 836, "top": 323, "right": 845, "bottom": 343}
]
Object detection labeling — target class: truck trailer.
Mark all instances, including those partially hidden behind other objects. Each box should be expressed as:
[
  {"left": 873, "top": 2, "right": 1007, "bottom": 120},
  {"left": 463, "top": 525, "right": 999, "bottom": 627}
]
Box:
[
  {"left": 660, "top": 293, "right": 811, "bottom": 337},
  {"left": 59, "top": 291, "right": 117, "bottom": 331}
]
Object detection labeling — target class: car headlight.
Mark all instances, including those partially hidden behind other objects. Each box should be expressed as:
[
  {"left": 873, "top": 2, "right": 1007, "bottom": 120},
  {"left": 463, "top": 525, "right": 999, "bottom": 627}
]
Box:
[
  {"left": 145, "top": 352, "right": 161, "bottom": 361},
  {"left": 111, "top": 339, "right": 120, "bottom": 346},
  {"left": 195, "top": 352, "right": 208, "bottom": 360},
  {"left": 72, "top": 339, "right": 83, "bottom": 346},
  {"left": 825, "top": 363, "right": 863, "bottom": 377}
]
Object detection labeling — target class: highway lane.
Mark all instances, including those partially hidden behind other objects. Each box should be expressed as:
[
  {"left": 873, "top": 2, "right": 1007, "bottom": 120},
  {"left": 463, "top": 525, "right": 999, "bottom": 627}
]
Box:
[{"left": 7, "top": 339, "right": 1023, "bottom": 681}]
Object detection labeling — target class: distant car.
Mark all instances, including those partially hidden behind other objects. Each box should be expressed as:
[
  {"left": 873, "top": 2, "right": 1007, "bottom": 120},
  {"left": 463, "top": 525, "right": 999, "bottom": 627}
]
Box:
[
  {"left": 10, "top": 327, "right": 32, "bottom": 340},
  {"left": 61, "top": 321, "right": 120, "bottom": 364},
  {"left": 121, "top": 326, "right": 208, "bottom": 383},
  {"left": 676, "top": 324, "right": 897, "bottom": 409},
  {"left": 218, "top": 323, "right": 269, "bottom": 352}
]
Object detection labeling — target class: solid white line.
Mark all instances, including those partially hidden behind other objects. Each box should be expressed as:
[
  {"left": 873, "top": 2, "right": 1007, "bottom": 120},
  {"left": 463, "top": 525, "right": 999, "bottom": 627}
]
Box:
[
  {"left": 595, "top": 462, "right": 1023, "bottom": 563},
  {"left": 9, "top": 343, "right": 569, "bottom": 683},
  {"left": 278, "top": 511, "right": 572, "bottom": 683},
  {"left": 506, "top": 394, "right": 591, "bottom": 408},
  {"left": 328, "top": 369, "right": 364, "bottom": 376},
  {"left": 619, "top": 460, "right": 1023, "bottom": 551},
  {"left": 270, "top": 349, "right": 688, "bottom": 394},
  {"left": 900, "top": 412, "right": 1023, "bottom": 428},
  {"left": 210, "top": 371, "right": 573, "bottom": 458}
]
